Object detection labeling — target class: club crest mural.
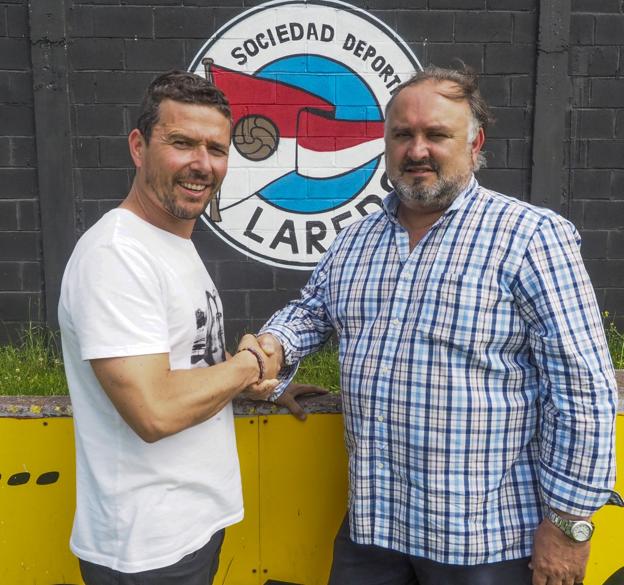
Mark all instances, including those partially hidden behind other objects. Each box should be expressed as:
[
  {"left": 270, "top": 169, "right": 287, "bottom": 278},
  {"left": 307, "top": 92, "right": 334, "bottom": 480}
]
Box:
[{"left": 189, "top": 0, "right": 421, "bottom": 269}]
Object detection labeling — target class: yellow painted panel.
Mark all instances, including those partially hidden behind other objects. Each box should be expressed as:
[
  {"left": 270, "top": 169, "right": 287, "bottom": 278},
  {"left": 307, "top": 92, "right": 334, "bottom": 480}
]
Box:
[
  {"left": 258, "top": 413, "right": 348, "bottom": 585},
  {"left": 585, "top": 414, "right": 624, "bottom": 585},
  {"left": 0, "top": 418, "right": 81, "bottom": 584},
  {"left": 215, "top": 416, "right": 261, "bottom": 585}
]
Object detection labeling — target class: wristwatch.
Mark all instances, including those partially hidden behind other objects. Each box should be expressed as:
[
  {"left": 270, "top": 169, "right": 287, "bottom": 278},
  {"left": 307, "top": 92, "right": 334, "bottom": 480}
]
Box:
[{"left": 545, "top": 507, "right": 594, "bottom": 542}]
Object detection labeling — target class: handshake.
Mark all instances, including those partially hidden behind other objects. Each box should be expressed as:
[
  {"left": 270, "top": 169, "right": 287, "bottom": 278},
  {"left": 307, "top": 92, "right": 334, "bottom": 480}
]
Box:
[
  {"left": 234, "top": 333, "right": 328, "bottom": 420},
  {"left": 235, "top": 333, "right": 284, "bottom": 399}
]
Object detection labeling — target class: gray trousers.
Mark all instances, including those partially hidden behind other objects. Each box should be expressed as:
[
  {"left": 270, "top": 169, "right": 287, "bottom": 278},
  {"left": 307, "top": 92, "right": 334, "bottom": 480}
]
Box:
[
  {"left": 79, "top": 529, "right": 224, "bottom": 585},
  {"left": 328, "top": 516, "right": 533, "bottom": 585}
]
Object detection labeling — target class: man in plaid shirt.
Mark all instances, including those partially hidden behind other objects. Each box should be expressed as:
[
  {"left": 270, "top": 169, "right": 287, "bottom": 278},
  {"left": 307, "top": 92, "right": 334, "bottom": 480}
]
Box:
[{"left": 259, "top": 66, "right": 620, "bottom": 585}]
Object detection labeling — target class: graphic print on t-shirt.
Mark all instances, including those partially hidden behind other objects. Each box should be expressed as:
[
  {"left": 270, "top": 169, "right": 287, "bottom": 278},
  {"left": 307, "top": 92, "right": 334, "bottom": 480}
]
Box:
[{"left": 191, "top": 290, "right": 226, "bottom": 366}]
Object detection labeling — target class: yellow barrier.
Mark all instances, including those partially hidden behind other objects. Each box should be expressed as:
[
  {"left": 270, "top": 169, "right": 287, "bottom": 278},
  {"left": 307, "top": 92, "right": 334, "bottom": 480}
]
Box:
[{"left": 0, "top": 412, "right": 622, "bottom": 584}]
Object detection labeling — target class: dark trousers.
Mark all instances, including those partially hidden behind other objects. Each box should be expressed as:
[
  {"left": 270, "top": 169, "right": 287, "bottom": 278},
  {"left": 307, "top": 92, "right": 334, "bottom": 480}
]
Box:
[
  {"left": 79, "top": 529, "right": 225, "bottom": 585},
  {"left": 328, "top": 516, "right": 533, "bottom": 585}
]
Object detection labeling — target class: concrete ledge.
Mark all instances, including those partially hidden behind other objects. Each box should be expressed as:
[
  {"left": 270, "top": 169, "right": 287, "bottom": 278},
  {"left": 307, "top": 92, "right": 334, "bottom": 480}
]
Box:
[{"left": 1, "top": 374, "right": 622, "bottom": 418}]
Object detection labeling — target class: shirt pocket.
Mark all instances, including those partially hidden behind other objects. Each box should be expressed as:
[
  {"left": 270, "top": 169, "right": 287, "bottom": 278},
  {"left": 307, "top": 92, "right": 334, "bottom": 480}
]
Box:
[{"left": 415, "top": 270, "right": 503, "bottom": 348}]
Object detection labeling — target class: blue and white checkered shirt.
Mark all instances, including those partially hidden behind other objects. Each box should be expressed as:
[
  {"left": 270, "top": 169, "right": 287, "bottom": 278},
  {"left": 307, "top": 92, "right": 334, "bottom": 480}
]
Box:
[{"left": 262, "top": 177, "right": 618, "bottom": 564}]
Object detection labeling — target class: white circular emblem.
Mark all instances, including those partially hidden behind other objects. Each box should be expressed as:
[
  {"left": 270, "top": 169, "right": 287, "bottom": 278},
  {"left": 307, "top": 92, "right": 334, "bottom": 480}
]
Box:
[{"left": 189, "top": 0, "right": 421, "bottom": 269}]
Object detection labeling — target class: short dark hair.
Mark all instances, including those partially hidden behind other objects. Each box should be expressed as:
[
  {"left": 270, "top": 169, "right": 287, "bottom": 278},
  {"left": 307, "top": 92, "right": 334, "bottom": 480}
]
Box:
[
  {"left": 136, "top": 70, "right": 232, "bottom": 143},
  {"left": 385, "top": 64, "right": 492, "bottom": 135}
]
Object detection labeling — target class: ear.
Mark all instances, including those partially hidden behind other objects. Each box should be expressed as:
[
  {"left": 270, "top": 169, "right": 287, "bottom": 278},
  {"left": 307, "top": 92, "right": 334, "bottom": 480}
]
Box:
[
  {"left": 128, "top": 129, "right": 146, "bottom": 169},
  {"left": 470, "top": 127, "right": 485, "bottom": 163}
]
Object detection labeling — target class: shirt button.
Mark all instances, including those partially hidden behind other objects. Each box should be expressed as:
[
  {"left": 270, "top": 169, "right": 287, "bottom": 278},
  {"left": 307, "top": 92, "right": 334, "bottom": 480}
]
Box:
[
  {"left": 381, "top": 366, "right": 389, "bottom": 374},
  {"left": 377, "top": 415, "right": 384, "bottom": 422},
  {"left": 392, "top": 318, "right": 400, "bottom": 327},
  {"left": 377, "top": 462, "right": 384, "bottom": 469}
]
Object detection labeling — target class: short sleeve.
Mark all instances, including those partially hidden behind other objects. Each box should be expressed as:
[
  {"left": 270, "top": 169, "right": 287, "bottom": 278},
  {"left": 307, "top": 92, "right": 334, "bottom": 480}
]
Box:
[{"left": 69, "top": 242, "right": 171, "bottom": 360}]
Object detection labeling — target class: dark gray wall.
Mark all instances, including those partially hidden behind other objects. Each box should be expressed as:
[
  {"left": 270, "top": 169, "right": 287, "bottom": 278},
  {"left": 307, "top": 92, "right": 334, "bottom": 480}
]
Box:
[{"left": 0, "top": 0, "right": 622, "bottom": 346}]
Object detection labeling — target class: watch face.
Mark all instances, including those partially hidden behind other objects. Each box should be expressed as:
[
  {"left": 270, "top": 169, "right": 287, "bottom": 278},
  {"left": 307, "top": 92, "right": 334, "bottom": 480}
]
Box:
[{"left": 571, "top": 522, "right": 593, "bottom": 542}]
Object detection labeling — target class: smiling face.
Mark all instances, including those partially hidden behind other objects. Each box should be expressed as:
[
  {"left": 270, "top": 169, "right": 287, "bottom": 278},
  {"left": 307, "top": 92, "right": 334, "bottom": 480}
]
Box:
[
  {"left": 128, "top": 99, "right": 231, "bottom": 235},
  {"left": 384, "top": 80, "right": 484, "bottom": 211}
]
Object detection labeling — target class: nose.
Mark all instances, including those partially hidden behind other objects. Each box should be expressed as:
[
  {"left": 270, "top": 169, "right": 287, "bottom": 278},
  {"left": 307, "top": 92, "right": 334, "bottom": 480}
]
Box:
[
  {"left": 189, "top": 145, "right": 214, "bottom": 175},
  {"left": 406, "top": 135, "right": 429, "bottom": 160}
]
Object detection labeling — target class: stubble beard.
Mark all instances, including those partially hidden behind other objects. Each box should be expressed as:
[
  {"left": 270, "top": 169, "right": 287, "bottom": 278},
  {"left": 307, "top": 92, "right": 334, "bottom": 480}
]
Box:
[{"left": 147, "top": 168, "right": 217, "bottom": 221}]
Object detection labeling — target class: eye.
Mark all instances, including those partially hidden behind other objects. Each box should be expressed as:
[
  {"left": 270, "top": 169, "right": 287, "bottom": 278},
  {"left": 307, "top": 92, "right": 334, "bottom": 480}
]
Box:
[{"left": 173, "top": 139, "right": 191, "bottom": 149}]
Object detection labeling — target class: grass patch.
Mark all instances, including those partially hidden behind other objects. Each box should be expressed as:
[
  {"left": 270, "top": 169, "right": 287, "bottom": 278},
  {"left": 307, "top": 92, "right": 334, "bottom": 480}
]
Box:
[
  {"left": 605, "top": 313, "right": 624, "bottom": 370},
  {"left": 0, "top": 325, "right": 67, "bottom": 396},
  {"left": 292, "top": 344, "right": 341, "bottom": 393},
  {"left": 2, "top": 318, "right": 624, "bottom": 397}
]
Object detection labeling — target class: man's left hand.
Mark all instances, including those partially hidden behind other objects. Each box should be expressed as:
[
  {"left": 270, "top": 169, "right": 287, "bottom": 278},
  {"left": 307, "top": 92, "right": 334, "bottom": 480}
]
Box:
[
  {"left": 530, "top": 518, "right": 590, "bottom": 585},
  {"left": 276, "top": 383, "right": 329, "bottom": 421}
]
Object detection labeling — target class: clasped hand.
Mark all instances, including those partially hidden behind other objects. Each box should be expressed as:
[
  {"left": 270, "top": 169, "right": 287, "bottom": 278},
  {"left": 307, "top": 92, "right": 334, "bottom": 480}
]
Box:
[{"left": 236, "top": 333, "right": 283, "bottom": 399}]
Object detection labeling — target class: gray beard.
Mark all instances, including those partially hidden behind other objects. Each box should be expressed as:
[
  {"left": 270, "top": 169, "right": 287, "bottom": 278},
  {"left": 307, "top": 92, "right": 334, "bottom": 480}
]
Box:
[{"left": 389, "top": 171, "right": 466, "bottom": 211}]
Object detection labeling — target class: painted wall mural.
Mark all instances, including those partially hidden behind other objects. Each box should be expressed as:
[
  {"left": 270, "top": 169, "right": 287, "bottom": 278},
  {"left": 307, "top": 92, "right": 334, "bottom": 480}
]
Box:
[{"left": 189, "top": 0, "right": 421, "bottom": 270}]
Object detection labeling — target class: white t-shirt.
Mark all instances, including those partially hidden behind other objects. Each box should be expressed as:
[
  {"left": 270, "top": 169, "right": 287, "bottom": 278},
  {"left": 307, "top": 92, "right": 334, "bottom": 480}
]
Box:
[{"left": 58, "top": 209, "right": 243, "bottom": 573}]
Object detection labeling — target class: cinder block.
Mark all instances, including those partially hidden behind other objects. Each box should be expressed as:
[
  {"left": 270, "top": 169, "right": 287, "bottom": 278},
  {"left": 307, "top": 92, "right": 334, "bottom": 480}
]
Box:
[
  {"left": 455, "top": 13, "right": 512, "bottom": 43},
  {"left": 486, "top": 0, "right": 537, "bottom": 9},
  {"left": 510, "top": 76, "right": 533, "bottom": 106},
  {"left": 0, "top": 202, "right": 19, "bottom": 230},
  {"left": 74, "top": 138, "right": 100, "bottom": 168},
  {"left": 571, "top": 169, "right": 612, "bottom": 198},
  {"left": 67, "top": 6, "right": 95, "bottom": 37},
  {"left": 570, "top": 14, "right": 594, "bottom": 45},
  {"left": 608, "top": 231, "right": 624, "bottom": 259},
  {"left": 0, "top": 263, "right": 21, "bottom": 291},
  {"left": 78, "top": 168, "right": 132, "bottom": 199},
  {"left": 70, "top": 72, "right": 98, "bottom": 103},
  {"left": 70, "top": 38, "right": 124, "bottom": 70},
  {"left": 568, "top": 200, "right": 584, "bottom": 228},
  {"left": 616, "top": 111, "right": 624, "bottom": 139},
  {"left": 6, "top": 4, "right": 28, "bottom": 38},
  {"left": 487, "top": 107, "right": 529, "bottom": 138},
  {"left": 217, "top": 260, "right": 274, "bottom": 291},
  {"left": 584, "top": 200, "right": 624, "bottom": 229},
  {"left": 17, "top": 201, "right": 40, "bottom": 231},
  {"left": 485, "top": 45, "right": 534, "bottom": 74},
  {"left": 94, "top": 72, "right": 154, "bottom": 104},
  {"left": 11, "top": 137, "right": 36, "bottom": 167},
  {"left": 220, "top": 290, "right": 249, "bottom": 319},
  {"left": 508, "top": 139, "right": 530, "bottom": 168},
  {"left": 0, "top": 232, "right": 40, "bottom": 261},
  {"left": 428, "top": 43, "right": 484, "bottom": 72},
  {"left": 99, "top": 137, "right": 133, "bottom": 168},
  {"left": 0, "top": 169, "right": 36, "bottom": 198},
  {"left": 396, "top": 11, "right": 454, "bottom": 42},
  {"left": 576, "top": 109, "right": 615, "bottom": 139},
  {"left": 249, "top": 289, "right": 301, "bottom": 320},
  {"left": 475, "top": 168, "right": 527, "bottom": 199},
  {"left": 483, "top": 138, "right": 507, "bottom": 169},
  {"left": 0, "top": 292, "right": 42, "bottom": 321},
  {"left": 275, "top": 269, "right": 310, "bottom": 292},
  {"left": 193, "top": 231, "right": 255, "bottom": 263},
  {"left": 213, "top": 7, "right": 240, "bottom": 32},
  {"left": 0, "top": 72, "right": 33, "bottom": 104},
  {"left": 479, "top": 76, "right": 510, "bottom": 106},
  {"left": 0, "top": 6, "right": 7, "bottom": 36},
  {"left": 580, "top": 230, "right": 609, "bottom": 259},
  {"left": 20, "top": 262, "right": 42, "bottom": 292},
  {"left": 368, "top": 10, "right": 396, "bottom": 31},
  {"left": 595, "top": 14, "right": 624, "bottom": 45},
  {"left": 0, "top": 38, "right": 29, "bottom": 69},
  {"left": 513, "top": 12, "right": 537, "bottom": 44},
  {"left": 366, "top": 0, "right": 426, "bottom": 8},
  {"left": 570, "top": 46, "right": 619, "bottom": 76},
  {"left": 0, "top": 137, "right": 10, "bottom": 166},
  {"left": 611, "top": 171, "right": 624, "bottom": 199},
  {"left": 155, "top": 7, "right": 216, "bottom": 39},
  {"left": 92, "top": 7, "right": 153, "bottom": 38},
  {"left": 588, "top": 140, "right": 624, "bottom": 168},
  {"left": 429, "top": 0, "right": 484, "bottom": 8},
  {"left": 125, "top": 39, "right": 186, "bottom": 70},
  {"left": 75, "top": 104, "right": 126, "bottom": 136},
  {"left": 572, "top": 0, "right": 621, "bottom": 12}
]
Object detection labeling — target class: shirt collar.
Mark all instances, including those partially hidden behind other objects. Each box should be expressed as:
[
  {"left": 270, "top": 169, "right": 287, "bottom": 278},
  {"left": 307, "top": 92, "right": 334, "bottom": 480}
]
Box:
[{"left": 382, "top": 175, "right": 479, "bottom": 224}]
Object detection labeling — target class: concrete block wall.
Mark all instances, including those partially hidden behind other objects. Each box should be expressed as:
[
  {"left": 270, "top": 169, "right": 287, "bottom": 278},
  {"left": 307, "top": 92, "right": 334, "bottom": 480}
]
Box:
[
  {"left": 0, "top": 0, "right": 622, "bottom": 345},
  {"left": 569, "top": 0, "right": 624, "bottom": 326},
  {"left": 0, "top": 1, "right": 41, "bottom": 343}
]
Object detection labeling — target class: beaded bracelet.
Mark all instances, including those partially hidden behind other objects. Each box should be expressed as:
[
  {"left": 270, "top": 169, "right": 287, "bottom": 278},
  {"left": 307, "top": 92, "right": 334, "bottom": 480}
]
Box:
[{"left": 239, "top": 347, "right": 265, "bottom": 382}]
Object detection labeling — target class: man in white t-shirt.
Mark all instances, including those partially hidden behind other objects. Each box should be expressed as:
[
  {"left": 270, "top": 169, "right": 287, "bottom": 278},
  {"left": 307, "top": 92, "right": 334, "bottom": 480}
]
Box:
[{"left": 58, "top": 71, "right": 282, "bottom": 584}]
